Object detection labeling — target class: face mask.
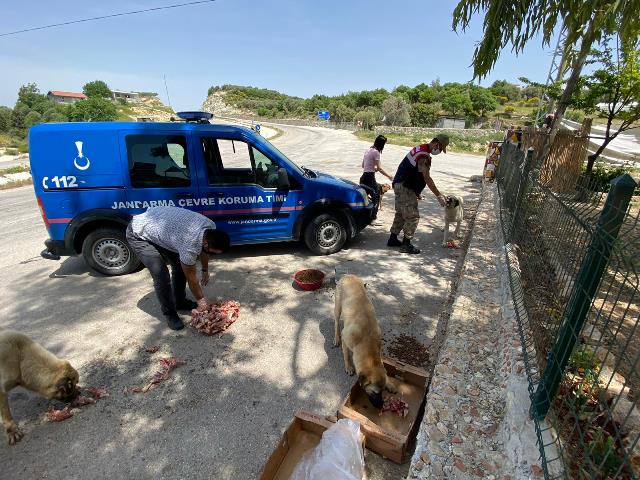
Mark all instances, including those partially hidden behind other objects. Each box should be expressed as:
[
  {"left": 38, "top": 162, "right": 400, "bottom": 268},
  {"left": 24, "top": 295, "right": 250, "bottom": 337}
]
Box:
[{"left": 431, "top": 148, "right": 441, "bottom": 156}]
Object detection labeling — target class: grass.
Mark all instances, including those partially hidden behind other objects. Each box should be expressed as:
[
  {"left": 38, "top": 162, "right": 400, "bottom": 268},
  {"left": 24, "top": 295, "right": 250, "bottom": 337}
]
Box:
[
  {"left": 0, "top": 165, "right": 30, "bottom": 175},
  {"left": 354, "top": 129, "right": 502, "bottom": 155},
  {"left": 0, "top": 134, "right": 29, "bottom": 153}
]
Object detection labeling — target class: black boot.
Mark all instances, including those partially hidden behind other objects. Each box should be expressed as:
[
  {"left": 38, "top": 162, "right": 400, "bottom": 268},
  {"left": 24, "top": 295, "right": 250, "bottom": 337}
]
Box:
[
  {"left": 166, "top": 315, "right": 184, "bottom": 331},
  {"left": 387, "top": 233, "right": 402, "bottom": 247},
  {"left": 400, "top": 237, "right": 421, "bottom": 254}
]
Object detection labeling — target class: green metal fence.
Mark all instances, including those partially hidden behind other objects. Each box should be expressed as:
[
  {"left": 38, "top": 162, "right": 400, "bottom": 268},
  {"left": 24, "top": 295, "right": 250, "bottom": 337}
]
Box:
[{"left": 496, "top": 140, "right": 640, "bottom": 479}]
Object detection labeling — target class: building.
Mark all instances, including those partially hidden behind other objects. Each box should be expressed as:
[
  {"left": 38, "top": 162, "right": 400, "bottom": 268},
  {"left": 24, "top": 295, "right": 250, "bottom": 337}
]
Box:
[
  {"left": 112, "top": 90, "right": 141, "bottom": 102},
  {"left": 436, "top": 116, "right": 466, "bottom": 129},
  {"left": 47, "top": 91, "right": 87, "bottom": 104}
]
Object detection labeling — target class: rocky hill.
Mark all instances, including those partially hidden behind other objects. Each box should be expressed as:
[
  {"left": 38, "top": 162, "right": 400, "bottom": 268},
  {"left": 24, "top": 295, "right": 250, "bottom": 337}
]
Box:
[
  {"left": 119, "top": 94, "right": 176, "bottom": 121},
  {"left": 201, "top": 91, "right": 253, "bottom": 118}
]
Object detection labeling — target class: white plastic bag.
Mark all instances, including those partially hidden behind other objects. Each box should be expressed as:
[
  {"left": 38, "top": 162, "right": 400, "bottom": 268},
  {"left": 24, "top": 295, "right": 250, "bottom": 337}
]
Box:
[{"left": 290, "top": 419, "right": 365, "bottom": 480}]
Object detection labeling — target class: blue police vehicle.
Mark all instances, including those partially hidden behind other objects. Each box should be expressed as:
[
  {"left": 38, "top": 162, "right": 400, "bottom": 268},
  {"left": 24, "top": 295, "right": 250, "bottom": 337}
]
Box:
[{"left": 29, "top": 112, "right": 374, "bottom": 275}]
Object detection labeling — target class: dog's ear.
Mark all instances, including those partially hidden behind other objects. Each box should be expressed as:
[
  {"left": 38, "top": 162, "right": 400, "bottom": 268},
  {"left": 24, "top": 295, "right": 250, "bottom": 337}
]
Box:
[{"left": 454, "top": 199, "right": 460, "bottom": 207}]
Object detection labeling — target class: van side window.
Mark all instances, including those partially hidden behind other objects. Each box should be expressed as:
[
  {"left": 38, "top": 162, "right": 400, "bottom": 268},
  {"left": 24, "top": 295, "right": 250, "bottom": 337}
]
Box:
[
  {"left": 203, "top": 138, "right": 253, "bottom": 185},
  {"left": 202, "top": 137, "right": 281, "bottom": 188},
  {"left": 126, "top": 135, "right": 190, "bottom": 188}
]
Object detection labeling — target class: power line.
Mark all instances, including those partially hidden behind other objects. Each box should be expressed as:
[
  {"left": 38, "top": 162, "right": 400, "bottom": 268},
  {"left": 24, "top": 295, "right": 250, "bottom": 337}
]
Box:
[{"left": 0, "top": 0, "right": 217, "bottom": 37}]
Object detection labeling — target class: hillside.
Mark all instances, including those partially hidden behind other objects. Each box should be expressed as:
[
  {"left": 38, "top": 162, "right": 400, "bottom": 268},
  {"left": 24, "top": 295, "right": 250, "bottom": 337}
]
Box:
[
  {"left": 200, "top": 83, "right": 553, "bottom": 128},
  {"left": 117, "top": 94, "right": 175, "bottom": 122}
]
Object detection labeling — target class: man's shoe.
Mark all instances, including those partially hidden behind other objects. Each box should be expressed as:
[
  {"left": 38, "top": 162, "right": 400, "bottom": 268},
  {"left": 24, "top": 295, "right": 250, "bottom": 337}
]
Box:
[
  {"left": 176, "top": 299, "right": 197, "bottom": 311},
  {"left": 400, "top": 238, "right": 421, "bottom": 254},
  {"left": 166, "top": 316, "right": 184, "bottom": 331},
  {"left": 387, "top": 233, "right": 402, "bottom": 247}
]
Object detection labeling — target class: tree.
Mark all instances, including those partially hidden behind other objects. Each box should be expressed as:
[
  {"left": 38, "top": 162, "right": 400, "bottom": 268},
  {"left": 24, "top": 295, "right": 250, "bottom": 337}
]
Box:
[
  {"left": 354, "top": 109, "right": 380, "bottom": 130},
  {"left": 489, "top": 80, "right": 521, "bottom": 102},
  {"left": 334, "top": 104, "right": 356, "bottom": 122},
  {"left": 469, "top": 86, "right": 498, "bottom": 116},
  {"left": 453, "top": 0, "right": 640, "bottom": 161},
  {"left": 0, "top": 106, "right": 11, "bottom": 132},
  {"left": 573, "top": 39, "right": 640, "bottom": 173},
  {"left": 82, "top": 80, "right": 112, "bottom": 99},
  {"left": 442, "top": 89, "right": 472, "bottom": 116},
  {"left": 410, "top": 103, "right": 440, "bottom": 127},
  {"left": 381, "top": 96, "right": 410, "bottom": 126},
  {"left": 67, "top": 97, "right": 118, "bottom": 121},
  {"left": 23, "top": 111, "right": 43, "bottom": 129}
]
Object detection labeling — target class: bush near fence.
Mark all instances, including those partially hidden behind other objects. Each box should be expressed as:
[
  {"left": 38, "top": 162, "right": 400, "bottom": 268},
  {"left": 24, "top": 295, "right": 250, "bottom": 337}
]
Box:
[{"left": 496, "top": 140, "right": 640, "bottom": 479}]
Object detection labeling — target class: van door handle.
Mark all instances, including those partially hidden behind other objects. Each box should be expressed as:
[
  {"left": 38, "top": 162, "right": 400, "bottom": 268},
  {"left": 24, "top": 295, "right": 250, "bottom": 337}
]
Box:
[
  {"left": 207, "top": 192, "right": 225, "bottom": 198},
  {"left": 175, "top": 192, "right": 193, "bottom": 199}
]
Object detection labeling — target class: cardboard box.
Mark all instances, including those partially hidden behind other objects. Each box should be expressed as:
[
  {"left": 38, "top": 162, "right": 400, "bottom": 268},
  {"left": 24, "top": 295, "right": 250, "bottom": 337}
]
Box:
[
  {"left": 261, "top": 411, "right": 334, "bottom": 480},
  {"left": 337, "top": 357, "right": 430, "bottom": 463}
]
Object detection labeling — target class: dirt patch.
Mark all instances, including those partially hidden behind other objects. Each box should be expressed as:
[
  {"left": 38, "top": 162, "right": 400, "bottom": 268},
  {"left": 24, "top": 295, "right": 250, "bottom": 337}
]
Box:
[{"left": 387, "top": 335, "right": 430, "bottom": 368}]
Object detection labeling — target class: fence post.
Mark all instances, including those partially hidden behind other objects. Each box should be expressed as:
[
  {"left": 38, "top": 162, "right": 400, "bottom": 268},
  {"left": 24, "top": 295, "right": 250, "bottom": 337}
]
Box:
[
  {"left": 531, "top": 174, "right": 638, "bottom": 420},
  {"left": 510, "top": 148, "right": 535, "bottom": 236}
]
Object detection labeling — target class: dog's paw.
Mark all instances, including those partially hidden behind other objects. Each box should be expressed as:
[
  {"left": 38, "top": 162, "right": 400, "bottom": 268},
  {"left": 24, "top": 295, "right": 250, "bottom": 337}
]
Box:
[
  {"left": 6, "top": 425, "right": 23, "bottom": 445},
  {"left": 345, "top": 366, "right": 355, "bottom": 376}
]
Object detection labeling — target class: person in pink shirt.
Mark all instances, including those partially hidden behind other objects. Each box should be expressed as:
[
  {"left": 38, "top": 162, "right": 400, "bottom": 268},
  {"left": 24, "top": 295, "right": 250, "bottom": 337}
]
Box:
[{"left": 360, "top": 135, "right": 393, "bottom": 219}]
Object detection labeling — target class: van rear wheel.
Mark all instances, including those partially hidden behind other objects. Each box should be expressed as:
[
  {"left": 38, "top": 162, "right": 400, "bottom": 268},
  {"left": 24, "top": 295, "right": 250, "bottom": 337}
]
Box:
[
  {"left": 304, "top": 213, "right": 347, "bottom": 255},
  {"left": 82, "top": 228, "right": 140, "bottom": 276}
]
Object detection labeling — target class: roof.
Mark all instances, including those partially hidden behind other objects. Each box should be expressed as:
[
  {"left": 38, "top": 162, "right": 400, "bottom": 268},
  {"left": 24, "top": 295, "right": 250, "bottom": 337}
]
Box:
[{"left": 48, "top": 91, "right": 87, "bottom": 99}]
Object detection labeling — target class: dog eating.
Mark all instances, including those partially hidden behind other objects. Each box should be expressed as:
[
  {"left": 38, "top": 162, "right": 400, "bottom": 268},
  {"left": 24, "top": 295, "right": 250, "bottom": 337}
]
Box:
[
  {"left": 334, "top": 274, "right": 396, "bottom": 408},
  {"left": 442, "top": 195, "right": 464, "bottom": 246},
  {"left": 0, "top": 330, "right": 79, "bottom": 444}
]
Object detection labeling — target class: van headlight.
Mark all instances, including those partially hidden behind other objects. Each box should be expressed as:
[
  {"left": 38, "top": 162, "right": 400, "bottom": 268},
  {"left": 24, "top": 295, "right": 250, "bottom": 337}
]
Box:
[{"left": 357, "top": 187, "right": 370, "bottom": 206}]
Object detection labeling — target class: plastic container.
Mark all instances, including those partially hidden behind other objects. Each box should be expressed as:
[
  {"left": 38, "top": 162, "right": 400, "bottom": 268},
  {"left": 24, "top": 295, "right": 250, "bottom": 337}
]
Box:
[{"left": 293, "top": 269, "right": 325, "bottom": 291}]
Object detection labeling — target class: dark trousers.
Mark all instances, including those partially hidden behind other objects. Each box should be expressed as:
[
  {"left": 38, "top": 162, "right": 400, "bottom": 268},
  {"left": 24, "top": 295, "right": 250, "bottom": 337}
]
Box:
[
  {"left": 126, "top": 224, "right": 187, "bottom": 321},
  {"left": 359, "top": 172, "right": 380, "bottom": 219}
]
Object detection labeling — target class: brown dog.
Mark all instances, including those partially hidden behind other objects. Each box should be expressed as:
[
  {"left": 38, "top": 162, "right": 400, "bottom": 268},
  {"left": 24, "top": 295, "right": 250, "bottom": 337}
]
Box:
[
  {"left": 0, "top": 330, "right": 79, "bottom": 444},
  {"left": 334, "top": 274, "right": 395, "bottom": 408},
  {"left": 377, "top": 183, "right": 391, "bottom": 210}
]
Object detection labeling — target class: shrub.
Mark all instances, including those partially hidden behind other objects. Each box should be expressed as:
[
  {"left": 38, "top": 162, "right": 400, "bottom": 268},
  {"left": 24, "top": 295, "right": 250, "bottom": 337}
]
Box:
[
  {"left": 565, "top": 109, "right": 585, "bottom": 122},
  {"left": 504, "top": 106, "right": 516, "bottom": 114}
]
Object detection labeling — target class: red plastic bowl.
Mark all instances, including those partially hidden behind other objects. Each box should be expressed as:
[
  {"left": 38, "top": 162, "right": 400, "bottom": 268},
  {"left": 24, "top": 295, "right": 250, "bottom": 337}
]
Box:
[{"left": 293, "top": 269, "right": 325, "bottom": 291}]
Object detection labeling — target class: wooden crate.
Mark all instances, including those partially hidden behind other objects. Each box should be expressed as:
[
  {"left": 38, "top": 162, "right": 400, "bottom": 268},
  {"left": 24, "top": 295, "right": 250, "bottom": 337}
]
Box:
[
  {"left": 261, "top": 411, "right": 334, "bottom": 480},
  {"left": 337, "top": 357, "right": 430, "bottom": 463}
]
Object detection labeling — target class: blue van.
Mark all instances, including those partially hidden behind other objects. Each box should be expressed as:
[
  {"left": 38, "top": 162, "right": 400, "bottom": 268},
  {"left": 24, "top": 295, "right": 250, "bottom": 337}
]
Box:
[{"left": 29, "top": 114, "right": 374, "bottom": 275}]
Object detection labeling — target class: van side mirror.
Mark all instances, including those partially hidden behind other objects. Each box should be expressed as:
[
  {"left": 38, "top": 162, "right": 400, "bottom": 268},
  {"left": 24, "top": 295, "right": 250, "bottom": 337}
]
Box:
[{"left": 277, "top": 168, "right": 290, "bottom": 189}]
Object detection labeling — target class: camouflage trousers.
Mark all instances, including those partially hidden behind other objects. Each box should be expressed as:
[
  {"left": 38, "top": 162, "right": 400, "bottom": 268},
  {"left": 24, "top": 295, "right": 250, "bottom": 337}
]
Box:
[{"left": 390, "top": 183, "right": 420, "bottom": 239}]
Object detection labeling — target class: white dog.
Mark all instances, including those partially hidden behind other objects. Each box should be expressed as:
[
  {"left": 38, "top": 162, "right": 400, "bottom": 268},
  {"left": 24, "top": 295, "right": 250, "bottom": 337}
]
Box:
[{"left": 442, "top": 195, "right": 464, "bottom": 246}]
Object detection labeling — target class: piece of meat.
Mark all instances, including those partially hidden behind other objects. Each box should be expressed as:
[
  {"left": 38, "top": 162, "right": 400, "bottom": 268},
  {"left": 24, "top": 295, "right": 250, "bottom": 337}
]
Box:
[
  {"left": 380, "top": 396, "right": 410, "bottom": 418},
  {"left": 68, "top": 395, "right": 96, "bottom": 408},
  {"left": 132, "top": 357, "right": 185, "bottom": 394},
  {"left": 144, "top": 345, "right": 160, "bottom": 354},
  {"left": 190, "top": 300, "right": 240, "bottom": 335},
  {"left": 84, "top": 387, "right": 108, "bottom": 400},
  {"left": 46, "top": 407, "right": 74, "bottom": 422}
]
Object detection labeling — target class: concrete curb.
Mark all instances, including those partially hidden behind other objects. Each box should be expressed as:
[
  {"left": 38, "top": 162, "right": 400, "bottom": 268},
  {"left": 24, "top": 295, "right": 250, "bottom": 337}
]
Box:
[{"left": 406, "top": 182, "right": 543, "bottom": 480}]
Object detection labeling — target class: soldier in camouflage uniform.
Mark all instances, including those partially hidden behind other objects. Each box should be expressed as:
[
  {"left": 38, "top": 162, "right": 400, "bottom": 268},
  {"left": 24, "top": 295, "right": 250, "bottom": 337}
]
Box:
[{"left": 388, "top": 135, "right": 449, "bottom": 254}]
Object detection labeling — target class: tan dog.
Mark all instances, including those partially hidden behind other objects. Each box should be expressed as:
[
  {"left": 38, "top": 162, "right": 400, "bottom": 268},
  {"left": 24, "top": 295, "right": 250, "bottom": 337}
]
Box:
[
  {"left": 377, "top": 183, "right": 391, "bottom": 210},
  {"left": 442, "top": 195, "right": 464, "bottom": 246},
  {"left": 0, "top": 330, "right": 79, "bottom": 444},
  {"left": 334, "top": 274, "right": 395, "bottom": 408}
]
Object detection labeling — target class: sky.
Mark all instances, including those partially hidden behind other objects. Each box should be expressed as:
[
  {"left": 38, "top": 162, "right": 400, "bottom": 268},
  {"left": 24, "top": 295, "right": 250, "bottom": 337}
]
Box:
[{"left": 0, "top": 0, "right": 561, "bottom": 111}]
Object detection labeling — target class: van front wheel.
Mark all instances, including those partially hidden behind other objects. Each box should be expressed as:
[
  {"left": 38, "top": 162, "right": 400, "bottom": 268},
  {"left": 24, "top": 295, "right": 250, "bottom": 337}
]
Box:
[
  {"left": 304, "top": 213, "right": 347, "bottom": 255},
  {"left": 82, "top": 228, "right": 140, "bottom": 276}
]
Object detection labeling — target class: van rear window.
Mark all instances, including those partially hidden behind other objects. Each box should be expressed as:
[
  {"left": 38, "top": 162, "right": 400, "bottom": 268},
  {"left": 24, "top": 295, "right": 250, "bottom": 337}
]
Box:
[{"left": 126, "top": 135, "right": 191, "bottom": 188}]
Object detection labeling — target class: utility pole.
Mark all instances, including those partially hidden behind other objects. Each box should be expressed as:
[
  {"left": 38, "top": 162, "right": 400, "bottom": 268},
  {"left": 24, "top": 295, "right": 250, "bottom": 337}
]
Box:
[
  {"left": 163, "top": 74, "right": 172, "bottom": 109},
  {"left": 536, "top": 28, "right": 570, "bottom": 125}
]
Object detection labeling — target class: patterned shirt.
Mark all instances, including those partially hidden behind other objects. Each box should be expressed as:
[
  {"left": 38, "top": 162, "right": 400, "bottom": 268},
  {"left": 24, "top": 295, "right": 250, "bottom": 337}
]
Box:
[{"left": 130, "top": 207, "right": 216, "bottom": 266}]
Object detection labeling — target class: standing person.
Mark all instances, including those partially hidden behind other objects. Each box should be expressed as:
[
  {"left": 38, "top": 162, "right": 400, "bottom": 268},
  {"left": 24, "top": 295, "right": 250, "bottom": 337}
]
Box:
[
  {"left": 387, "top": 135, "right": 449, "bottom": 254},
  {"left": 126, "top": 206, "right": 230, "bottom": 330},
  {"left": 359, "top": 134, "right": 393, "bottom": 219}
]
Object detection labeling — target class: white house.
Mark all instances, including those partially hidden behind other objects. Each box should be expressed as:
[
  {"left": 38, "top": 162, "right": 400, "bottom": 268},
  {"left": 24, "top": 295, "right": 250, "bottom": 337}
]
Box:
[{"left": 47, "top": 91, "right": 87, "bottom": 104}]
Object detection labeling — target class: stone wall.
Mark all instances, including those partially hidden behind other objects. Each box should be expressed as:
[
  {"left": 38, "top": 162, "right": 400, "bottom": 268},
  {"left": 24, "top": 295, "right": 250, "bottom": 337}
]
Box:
[{"left": 374, "top": 126, "right": 501, "bottom": 137}]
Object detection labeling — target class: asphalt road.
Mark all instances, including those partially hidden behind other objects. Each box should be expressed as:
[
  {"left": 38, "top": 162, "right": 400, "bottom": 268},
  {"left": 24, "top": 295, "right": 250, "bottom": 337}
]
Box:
[{"left": 0, "top": 124, "right": 486, "bottom": 479}]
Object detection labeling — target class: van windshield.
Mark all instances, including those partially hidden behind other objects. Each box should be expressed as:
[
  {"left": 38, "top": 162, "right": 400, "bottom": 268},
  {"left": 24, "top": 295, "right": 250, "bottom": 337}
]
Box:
[{"left": 258, "top": 137, "right": 304, "bottom": 176}]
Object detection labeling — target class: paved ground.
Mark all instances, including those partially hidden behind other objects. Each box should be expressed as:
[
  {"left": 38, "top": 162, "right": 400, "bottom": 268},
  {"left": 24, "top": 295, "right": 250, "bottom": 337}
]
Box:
[{"left": 0, "top": 124, "right": 487, "bottom": 479}]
